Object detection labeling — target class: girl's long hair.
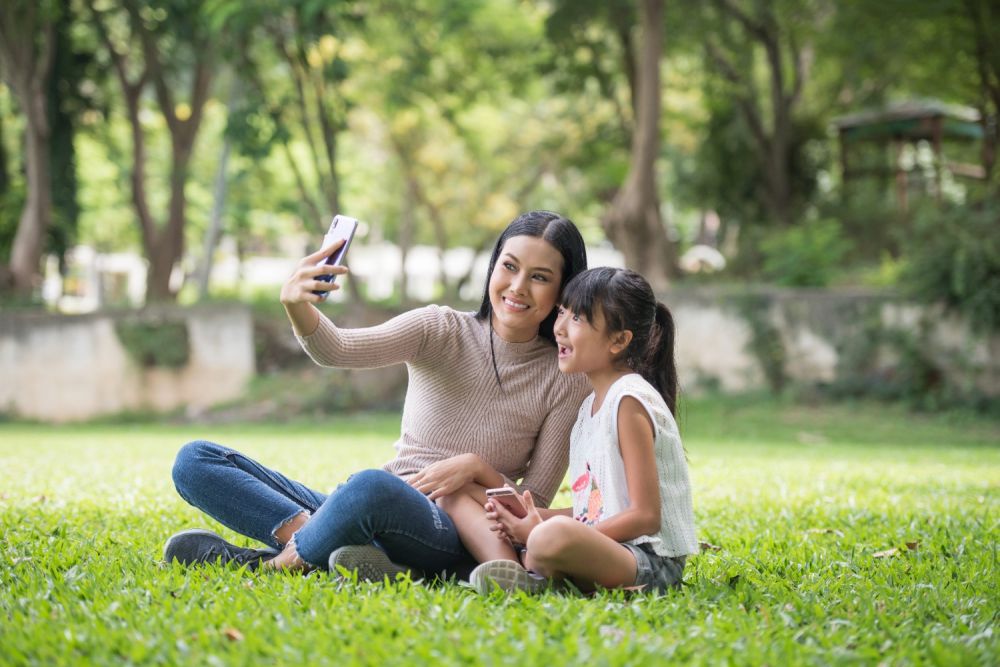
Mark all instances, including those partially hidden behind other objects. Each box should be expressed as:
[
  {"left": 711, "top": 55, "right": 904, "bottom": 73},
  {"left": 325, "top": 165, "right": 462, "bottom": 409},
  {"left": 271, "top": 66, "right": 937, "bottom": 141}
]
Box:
[{"left": 560, "top": 267, "right": 678, "bottom": 415}]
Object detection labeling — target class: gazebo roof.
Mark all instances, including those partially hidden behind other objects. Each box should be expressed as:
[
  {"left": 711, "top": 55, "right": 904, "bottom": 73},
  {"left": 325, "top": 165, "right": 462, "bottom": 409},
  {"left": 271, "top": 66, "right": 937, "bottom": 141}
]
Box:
[{"left": 833, "top": 100, "right": 983, "bottom": 143}]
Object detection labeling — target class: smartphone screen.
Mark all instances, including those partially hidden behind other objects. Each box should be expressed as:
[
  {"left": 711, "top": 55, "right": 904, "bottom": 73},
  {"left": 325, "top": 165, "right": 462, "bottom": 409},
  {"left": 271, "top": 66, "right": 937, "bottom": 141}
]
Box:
[{"left": 313, "top": 215, "right": 359, "bottom": 298}]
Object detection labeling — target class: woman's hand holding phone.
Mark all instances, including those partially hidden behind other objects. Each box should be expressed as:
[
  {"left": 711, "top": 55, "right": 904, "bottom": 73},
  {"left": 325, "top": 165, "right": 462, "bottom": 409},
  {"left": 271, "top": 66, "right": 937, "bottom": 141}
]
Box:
[
  {"left": 486, "top": 488, "right": 543, "bottom": 546},
  {"left": 280, "top": 240, "right": 350, "bottom": 306},
  {"left": 280, "top": 239, "right": 351, "bottom": 337}
]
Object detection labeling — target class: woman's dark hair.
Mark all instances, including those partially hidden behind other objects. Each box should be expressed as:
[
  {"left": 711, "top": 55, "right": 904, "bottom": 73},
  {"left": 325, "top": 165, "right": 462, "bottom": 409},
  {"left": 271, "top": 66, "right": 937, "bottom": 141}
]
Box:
[
  {"left": 475, "top": 210, "right": 588, "bottom": 345},
  {"left": 560, "top": 267, "right": 678, "bottom": 415}
]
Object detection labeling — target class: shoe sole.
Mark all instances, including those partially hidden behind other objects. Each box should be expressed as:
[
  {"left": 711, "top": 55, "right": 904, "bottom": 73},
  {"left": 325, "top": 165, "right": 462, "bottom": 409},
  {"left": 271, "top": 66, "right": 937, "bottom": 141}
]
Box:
[
  {"left": 470, "top": 559, "right": 548, "bottom": 594},
  {"left": 162, "top": 528, "right": 219, "bottom": 564},
  {"left": 329, "top": 545, "right": 409, "bottom": 582}
]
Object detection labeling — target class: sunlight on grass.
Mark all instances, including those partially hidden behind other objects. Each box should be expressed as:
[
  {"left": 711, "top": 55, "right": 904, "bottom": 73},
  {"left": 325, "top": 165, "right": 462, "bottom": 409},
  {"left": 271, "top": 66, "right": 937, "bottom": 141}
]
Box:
[{"left": 1, "top": 398, "right": 997, "bottom": 665}]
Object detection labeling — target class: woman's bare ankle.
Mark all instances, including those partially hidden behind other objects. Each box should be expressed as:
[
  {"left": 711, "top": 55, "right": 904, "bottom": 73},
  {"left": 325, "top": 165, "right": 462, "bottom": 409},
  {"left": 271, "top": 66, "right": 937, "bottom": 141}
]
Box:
[
  {"left": 273, "top": 511, "right": 310, "bottom": 546},
  {"left": 265, "top": 537, "right": 313, "bottom": 572}
]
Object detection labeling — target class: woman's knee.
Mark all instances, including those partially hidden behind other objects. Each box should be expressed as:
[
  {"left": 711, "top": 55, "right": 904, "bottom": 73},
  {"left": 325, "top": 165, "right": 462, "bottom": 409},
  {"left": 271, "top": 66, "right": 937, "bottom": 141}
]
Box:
[
  {"left": 171, "top": 440, "right": 222, "bottom": 493},
  {"left": 526, "top": 515, "right": 579, "bottom": 565},
  {"left": 340, "top": 468, "right": 410, "bottom": 508}
]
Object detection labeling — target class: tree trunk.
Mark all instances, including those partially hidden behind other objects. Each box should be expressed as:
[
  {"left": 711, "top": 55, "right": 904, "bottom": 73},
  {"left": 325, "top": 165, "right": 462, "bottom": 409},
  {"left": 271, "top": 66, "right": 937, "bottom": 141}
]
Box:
[
  {"left": 9, "top": 106, "right": 53, "bottom": 293},
  {"left": 143, "top": 139, "right": 193, "bottom": 302},
  {"left": 602, "top": 0, "right": 675, "bottom": 290},
  {"left": 0, "top": 98, "right": 10, "bottom": 199},
  {"left": 197, "top": 136, "right": 231, "bottom": 300},
  {"left": 964, "top": 0, "right": 1000, "bottom": 191},
  {"left": 762, "top": 21, "right": 795, "bottom": 226},
  {"left": 0, "top": 4, "right": 56, "bottom": 295},
  {"left": 706, "top": 0, "right": 810, "bottom": 227},
  {"left": 399, "top": 176, "right": 415, "bottom": 305}
]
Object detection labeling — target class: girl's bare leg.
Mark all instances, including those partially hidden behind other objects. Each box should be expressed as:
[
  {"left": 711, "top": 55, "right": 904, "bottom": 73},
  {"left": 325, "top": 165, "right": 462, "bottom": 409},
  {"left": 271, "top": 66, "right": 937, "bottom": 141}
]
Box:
[
  {"left": 437, "top": 487, "right": 519, "bottom": 564},
  {"left": 523, "top": 516, "right": 637, "bottom": 591}
]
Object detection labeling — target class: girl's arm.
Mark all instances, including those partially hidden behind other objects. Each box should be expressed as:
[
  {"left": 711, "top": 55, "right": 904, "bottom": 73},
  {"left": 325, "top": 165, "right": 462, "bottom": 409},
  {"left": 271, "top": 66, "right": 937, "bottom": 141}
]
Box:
[
  {"left": 490, "top": 398, "right": 660, "bottom": 546},
  {"left": 590, "top": 396, "right": 661, "bottom": 543}
]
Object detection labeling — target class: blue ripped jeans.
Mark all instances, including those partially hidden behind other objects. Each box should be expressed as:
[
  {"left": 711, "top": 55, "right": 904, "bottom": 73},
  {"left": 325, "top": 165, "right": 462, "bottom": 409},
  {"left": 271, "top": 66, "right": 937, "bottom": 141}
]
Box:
[{"left": 171, "top": 440, "right": 473, "bottom": 574}]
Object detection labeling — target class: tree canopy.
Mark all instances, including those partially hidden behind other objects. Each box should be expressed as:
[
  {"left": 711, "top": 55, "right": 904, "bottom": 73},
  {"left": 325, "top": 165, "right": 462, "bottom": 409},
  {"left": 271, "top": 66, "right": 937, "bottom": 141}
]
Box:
[{"left": 0, "top": 0, "right": 995, "bottom": 306}]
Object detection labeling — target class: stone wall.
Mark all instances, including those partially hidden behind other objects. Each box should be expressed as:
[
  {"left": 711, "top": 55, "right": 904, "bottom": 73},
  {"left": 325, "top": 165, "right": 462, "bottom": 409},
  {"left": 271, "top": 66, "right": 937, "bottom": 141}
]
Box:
[
  {"left": 1, "top": 290, "right": 995, "bottom": 422},
  {"left": 667, "top": 287, "right": 999, "bottom": 398},
  {"left": 0, "top": 304, "right": 255, "bottom": 422}
]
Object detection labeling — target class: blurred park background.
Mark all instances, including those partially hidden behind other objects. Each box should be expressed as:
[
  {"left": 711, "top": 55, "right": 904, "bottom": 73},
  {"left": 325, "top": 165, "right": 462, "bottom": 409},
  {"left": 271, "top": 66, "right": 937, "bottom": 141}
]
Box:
[{"left": 1, "top": 0, "right": 998, "bottom": 422}]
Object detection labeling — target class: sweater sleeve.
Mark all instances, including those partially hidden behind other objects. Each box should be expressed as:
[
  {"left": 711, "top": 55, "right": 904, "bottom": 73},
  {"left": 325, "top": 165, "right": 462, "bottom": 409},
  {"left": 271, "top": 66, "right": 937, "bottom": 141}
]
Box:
[
  {"left": 515, "top": 376, "right": 588, "bottom": 507},
  {"left": 295, "top": 305, "right": 444, "bottom": 369}
]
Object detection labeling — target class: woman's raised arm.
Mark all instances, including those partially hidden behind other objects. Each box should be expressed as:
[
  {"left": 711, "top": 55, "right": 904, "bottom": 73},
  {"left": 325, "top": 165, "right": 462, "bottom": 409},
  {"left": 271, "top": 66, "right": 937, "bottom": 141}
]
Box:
[{"left": 280, "top": 240, "right": 349, "bottom": 336}]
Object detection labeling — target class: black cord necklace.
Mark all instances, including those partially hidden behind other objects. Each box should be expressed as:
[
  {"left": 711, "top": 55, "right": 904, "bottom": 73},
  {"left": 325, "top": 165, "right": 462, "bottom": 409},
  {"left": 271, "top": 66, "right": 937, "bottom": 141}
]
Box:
[{"left": 488, "top": 319, "right": 504, "bottom": 390}]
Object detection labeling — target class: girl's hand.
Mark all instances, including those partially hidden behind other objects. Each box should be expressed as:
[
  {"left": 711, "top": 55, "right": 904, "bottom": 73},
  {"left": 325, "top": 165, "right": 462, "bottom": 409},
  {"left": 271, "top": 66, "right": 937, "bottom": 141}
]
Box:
[
  {"left": 486, "top": 489, "right": 542, "bottom": 545},
  {"left": 409, "top": 453, "right": 482, "bottom": 501},
  {"left": 279, "top": 240, "right": 349, "bottom": 305}
]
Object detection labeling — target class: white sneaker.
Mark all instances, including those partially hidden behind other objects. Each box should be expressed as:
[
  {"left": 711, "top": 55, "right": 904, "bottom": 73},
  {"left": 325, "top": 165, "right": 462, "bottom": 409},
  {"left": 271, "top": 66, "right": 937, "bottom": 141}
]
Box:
[
  {"left": 470, "top": 559, "right": 550, "bottom": 594},
  {"left": 328, "top": 545, "right": 410, "bottom": 582}
]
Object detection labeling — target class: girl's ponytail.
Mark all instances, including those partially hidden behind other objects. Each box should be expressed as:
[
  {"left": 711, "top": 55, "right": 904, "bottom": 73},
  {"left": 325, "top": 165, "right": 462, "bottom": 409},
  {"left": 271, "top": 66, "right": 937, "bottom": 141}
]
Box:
[{"left": 645, "top": 302, "right": 678, "bottom": 416}]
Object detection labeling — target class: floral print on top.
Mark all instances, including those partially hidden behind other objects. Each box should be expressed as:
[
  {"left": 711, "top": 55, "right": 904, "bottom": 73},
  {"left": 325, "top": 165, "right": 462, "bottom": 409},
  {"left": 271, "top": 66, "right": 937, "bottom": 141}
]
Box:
[{"left": 571, "top": 462, "right": 605, "bottom": 525}]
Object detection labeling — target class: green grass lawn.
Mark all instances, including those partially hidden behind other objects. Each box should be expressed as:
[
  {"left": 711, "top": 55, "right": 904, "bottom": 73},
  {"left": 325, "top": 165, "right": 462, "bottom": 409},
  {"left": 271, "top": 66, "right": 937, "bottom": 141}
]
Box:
[{"left": 1, "top": 396, "right": 997, "bottom": 665}]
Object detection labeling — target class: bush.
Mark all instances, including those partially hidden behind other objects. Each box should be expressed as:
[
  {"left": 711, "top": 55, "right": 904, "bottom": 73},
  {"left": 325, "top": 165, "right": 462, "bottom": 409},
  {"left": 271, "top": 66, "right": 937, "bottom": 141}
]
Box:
[
  {"left": 114, "top": 320, "right": 190, "bottom": 369},
  {"left": 901, "top": 201, "right": 1000, "bottom": 334},
  {"left": 760, "top": 218, "right": 850, "bottom": 287}
]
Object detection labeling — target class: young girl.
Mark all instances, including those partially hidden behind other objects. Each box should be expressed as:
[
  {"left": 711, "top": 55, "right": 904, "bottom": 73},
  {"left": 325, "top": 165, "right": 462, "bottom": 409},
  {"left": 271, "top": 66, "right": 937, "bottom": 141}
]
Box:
[{"left": 470, "top": 267, "right": 698, "bottom": 594}]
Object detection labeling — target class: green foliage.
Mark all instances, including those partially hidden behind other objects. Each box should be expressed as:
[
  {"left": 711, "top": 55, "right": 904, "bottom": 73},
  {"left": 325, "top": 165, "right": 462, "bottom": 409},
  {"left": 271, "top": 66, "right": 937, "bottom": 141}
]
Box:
[
  {"left": 114, "top": 319, "right": 190, "bottom": 369},
  {"left": 733, "top": 293, "right": 786, "bottom": 394},
  {"left": 0, "top": 183, "right": 24, "bottom": 264},
  {"left": 827, "top": 305, "right": 998, "bottom": 413},
  {"left": 901, "top": 201, "right": 1000, "bottom": 334},
  {"left": 4, "top": 0, "right": 997, "bottom": 299},
  {"left": 0, "top": 398, "right": 997, "bottom": 664},
  {"left": 760, "top": 219, "right": 850, "bottom": 287}
]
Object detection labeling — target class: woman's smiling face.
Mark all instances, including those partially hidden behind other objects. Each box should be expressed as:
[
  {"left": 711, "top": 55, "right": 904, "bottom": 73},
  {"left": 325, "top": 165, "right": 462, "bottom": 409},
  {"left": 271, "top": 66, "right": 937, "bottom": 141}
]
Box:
[{"left": 488, "top": 235, "right": 564, "bottom": 343}]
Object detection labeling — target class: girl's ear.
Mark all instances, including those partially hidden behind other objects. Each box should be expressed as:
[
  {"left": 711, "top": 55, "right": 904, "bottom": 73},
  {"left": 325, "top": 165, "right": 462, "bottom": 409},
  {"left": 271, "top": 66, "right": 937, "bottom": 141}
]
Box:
[{"left": 610, "top": 330, "right": 633, "bottom": 355}]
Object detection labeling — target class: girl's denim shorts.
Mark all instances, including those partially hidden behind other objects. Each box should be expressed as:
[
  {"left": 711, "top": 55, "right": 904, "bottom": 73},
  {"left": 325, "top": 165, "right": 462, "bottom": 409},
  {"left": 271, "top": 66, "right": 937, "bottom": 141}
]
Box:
[{"left": 623, "top": 541, "right": 686, "bottom": 593}]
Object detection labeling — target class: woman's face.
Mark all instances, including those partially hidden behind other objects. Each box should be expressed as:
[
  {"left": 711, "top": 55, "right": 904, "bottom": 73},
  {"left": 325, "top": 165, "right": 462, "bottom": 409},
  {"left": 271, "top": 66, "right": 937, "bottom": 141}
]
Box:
[{"left": 488, "top": 235, "right": 564, "bottom": 342}]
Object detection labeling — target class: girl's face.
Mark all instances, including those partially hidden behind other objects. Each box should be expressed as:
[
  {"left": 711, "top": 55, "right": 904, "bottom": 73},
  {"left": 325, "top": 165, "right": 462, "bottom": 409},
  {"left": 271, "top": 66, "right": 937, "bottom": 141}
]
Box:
[
  {"left": 553, "top": 304, "right": 629, "bottom": 377},
  {"left": 488, "top": 235, "right": 564, "bottom": 342}
]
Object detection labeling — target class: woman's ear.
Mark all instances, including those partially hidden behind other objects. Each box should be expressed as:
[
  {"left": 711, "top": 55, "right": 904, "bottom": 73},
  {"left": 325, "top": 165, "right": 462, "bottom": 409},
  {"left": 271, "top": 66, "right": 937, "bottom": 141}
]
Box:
[{"left": 610, "top": 330, "right": 633, "bottom": 355}]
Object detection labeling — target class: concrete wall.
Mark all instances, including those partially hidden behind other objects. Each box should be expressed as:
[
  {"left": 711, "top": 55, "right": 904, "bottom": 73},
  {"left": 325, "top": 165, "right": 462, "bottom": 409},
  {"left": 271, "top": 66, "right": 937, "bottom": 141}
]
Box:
[
  {"left": 668, "top": 287, "right": 999, "bottom": 397},
  {"left": 0, "top": 305, "right": 255, "bottom": 422},
  {"left": 1, "top": 290, "right": 995, "bottom": 422}
]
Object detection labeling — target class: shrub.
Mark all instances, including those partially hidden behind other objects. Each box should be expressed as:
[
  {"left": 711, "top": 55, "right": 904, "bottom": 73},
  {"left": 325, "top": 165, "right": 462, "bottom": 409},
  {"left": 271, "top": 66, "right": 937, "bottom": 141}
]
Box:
[
  {"left": 900, "top": 201, "right": 1000, "bottom": 334},
  {"left": 114, "top": 320, "right": 190, "bottom": 369},
  {"left": 760, "top": 218, "right": 850, "bottom": 287}
]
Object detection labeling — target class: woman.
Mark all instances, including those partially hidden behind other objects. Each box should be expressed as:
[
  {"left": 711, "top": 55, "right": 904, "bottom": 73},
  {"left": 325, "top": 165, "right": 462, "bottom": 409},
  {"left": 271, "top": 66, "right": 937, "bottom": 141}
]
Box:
[{"left": 164, "top": 211, "right": 590, "bottom": 579}]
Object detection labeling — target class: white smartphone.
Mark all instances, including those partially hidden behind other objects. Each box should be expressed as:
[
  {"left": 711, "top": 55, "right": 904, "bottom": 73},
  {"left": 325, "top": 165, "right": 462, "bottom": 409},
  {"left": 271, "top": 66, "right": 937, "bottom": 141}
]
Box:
[
  {"left": 486, "top": 487, "right": 527, "bottom": 519},
  {"left": 313, "top": 215, "right": 359, "bottom": 299}
]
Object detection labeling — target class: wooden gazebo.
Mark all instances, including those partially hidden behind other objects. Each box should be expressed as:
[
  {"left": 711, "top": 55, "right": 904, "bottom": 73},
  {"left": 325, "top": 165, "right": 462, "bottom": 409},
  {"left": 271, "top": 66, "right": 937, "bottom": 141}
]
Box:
[{"left": 833, "top": 100, "right": 985, "bottom": 210}]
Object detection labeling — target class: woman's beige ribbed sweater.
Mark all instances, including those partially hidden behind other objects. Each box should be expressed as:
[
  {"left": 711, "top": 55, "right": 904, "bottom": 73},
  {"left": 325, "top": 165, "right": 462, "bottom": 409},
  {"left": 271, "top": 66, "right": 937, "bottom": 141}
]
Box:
[{"left": 296, "top": 305, "right": 590, "bottom": 507}]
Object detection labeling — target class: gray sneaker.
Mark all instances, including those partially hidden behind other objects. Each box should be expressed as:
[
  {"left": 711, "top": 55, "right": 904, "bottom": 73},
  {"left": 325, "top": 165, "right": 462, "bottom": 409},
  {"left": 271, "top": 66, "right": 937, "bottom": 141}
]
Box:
[
  {"left": 469, "top": 559, "right": 550, "bottom": 594},
  {"left": 162, "top": 529, "right": 278, "bottom": 570},
  {"left": 328, "top": 545, "right": 411, "bottom": 582}
]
